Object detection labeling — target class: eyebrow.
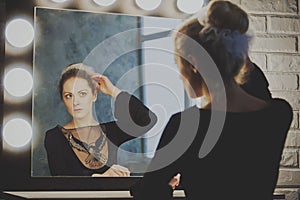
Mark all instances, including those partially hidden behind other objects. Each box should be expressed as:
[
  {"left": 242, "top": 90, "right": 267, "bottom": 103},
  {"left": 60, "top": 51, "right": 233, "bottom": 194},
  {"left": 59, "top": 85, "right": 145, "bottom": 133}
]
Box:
[
  {"left": 63, "top": 89, "right": 88, "bottom": 94},
  {"left": 78, "top": 89, "right": 88, "bottom": 93}
]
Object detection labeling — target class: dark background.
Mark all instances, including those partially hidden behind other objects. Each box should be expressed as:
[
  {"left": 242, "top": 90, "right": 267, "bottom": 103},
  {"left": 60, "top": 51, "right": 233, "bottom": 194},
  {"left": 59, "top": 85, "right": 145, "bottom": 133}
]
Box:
[{"left": 0, "top": 0, "right": 142, "bottom": 192}]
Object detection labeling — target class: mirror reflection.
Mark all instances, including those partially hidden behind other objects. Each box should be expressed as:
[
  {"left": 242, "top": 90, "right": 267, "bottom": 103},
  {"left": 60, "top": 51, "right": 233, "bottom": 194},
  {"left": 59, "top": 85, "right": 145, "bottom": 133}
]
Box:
[{"left": 32, "top": 7, "right": 194, "bottom": 177}]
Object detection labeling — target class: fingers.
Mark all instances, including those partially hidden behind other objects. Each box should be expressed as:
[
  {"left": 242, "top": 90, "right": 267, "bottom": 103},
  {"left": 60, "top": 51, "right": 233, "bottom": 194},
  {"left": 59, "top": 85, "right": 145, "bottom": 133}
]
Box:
[
  {"left": 90, "top": 74, "right": 121, "bottom": 98},
  {"left": 91, "top": 74, "right": 111, "bottom": 89},
  {"left": 91, "top": 173, "right": 101, "bottom": 177},
  {"left": 91, "top": 74, "right": 105, "bottom": 84},
  {"left": 174, "top": 173, "right": 181, "bottom": 186},
  {"left": 93, "top": 165, "right": 130, "bottom": 177},
  {"left": 110, "top": 164, "right": 130, "bottom": 177},
  {"left": 169, "top": 173, "right": 181, "bottom": 189}
]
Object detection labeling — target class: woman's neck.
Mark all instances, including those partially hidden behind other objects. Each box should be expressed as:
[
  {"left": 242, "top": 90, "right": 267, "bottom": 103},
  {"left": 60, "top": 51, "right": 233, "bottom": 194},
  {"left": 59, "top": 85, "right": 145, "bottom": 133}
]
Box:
[
  {"left": 203, "top": 80, "right": 269, "bottom": 112},
  {"left": 65, "top": 118, "right": 98, "bottom": 129}
]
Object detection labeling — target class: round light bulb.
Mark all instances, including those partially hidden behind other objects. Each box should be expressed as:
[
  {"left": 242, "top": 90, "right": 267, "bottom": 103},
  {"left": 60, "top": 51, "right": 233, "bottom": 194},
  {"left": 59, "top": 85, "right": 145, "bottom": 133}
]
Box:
[
  {"left": 177, "top": 0, "right": 204, "bottom": 14},
  {"left": 5, "top": 18, "right": 34, "bottom": 48},
  {"left": 51, "top": 0, "right": 69, "bottom": 3},
  {"left": 4, "top": 67, "right": 33, "bottom": 97},
  {"left": 135, "top": 0, "right": 162, "bottom": 11},
  {"left": 3, "top": 118, "right": 32, "bottom": 148},
  {"left": 93, "top": 0, "right": 116, "bottom": 6}
]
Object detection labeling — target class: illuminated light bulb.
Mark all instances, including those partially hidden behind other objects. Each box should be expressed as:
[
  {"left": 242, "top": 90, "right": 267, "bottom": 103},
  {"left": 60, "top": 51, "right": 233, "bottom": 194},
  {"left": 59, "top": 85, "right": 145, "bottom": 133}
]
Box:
[
  {"left": 135, "top": 0, "right": 162, "bottom": 11},
  {"left": 177, "top": 0, "right": 204, "bottom": 14},
  {"left": 3, "top": 118, "right": 32, "bottom": 148},
  {"left": 4, "top": 67, "right": 33, "bottom": 97},
  {"left": 93, "top": 0, "right": 116, "bottom": 6},
  {"left": 5, "top": 18, "right": 34, "bottom": 48},
  {"left": 51, "top": 0, "right": 69, "bottom": 3}
]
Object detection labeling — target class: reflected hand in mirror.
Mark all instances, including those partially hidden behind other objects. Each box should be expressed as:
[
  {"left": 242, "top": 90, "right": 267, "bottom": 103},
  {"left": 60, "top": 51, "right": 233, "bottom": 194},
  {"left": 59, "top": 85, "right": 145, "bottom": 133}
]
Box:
[
  {"left": 92, "top": 164, "right": 130, "bottom": 177},
  {"left": 44, "top": 63, "right": 157, "bottom": 177},
  {"left": 91, "top": 73, "right": 121, "bottom": 99},
  {"left": 34, "top": 7, "right": 175, "bottom": 178}
]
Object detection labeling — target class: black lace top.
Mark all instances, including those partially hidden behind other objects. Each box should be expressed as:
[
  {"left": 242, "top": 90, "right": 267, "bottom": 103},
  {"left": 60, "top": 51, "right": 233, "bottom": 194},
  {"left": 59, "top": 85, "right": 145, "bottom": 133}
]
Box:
[{"left": 44, "top": 92, "right": 157, "bottom": 176}]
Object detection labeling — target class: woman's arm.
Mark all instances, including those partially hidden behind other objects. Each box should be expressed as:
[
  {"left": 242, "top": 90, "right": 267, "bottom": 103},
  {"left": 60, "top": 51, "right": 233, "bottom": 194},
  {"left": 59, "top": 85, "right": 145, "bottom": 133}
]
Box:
[
  {"left": 44, "top": 128, "right": 71, "bottom": 176},
  {"left": 131, "top": 114, "right": 182, "bottom": 200},
  {"left": 114, "top": 91, "right": 157, "bottom": 135},
  {"left": 92, "top": 73, "right": 157, "bottom": 143}
]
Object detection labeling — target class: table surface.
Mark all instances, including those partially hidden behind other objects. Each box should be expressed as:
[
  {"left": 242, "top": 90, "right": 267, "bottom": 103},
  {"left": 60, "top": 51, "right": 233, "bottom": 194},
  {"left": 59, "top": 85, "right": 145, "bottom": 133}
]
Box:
[{"left": 3, "top": 190, "right": 186, "bottom": 199}]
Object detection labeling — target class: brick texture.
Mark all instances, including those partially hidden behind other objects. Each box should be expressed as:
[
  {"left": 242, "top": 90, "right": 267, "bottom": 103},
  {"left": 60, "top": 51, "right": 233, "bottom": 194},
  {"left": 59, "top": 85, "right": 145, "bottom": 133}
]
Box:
[
  {"left": 280, "top": 149, "right": 298, "bottom": 167},
  {"left": 249, "top": 53, "right": 267, "bottom": 70},
  {"left": 268, "top": 54, "right": 300, "bottom": 72},
  {"left": 250, "top": 36, "right": 297, "bottom": 53},
  {"left": 249, "top": 16, "right": 266, "bottom": 32},
  {"left": 272, "top": 91, "right": 300, "bottom": 110},
  {"left": 291, "top": 111, "right": 299, "bottom": 129},
  {"left": 241, "top": 0, "right": 298, "bottom": 14},
  {"left": 284, "top": 130, "right": 300, "bottom": 147},
  {"left": 269, "top": 17, "right": 300, "bottom": 34},
  {"left": 265, "top": 72, "right": 298, "bottom": 90},
  {"left": 274, "top": 188, "right": 300, "bottom": 200},
  {"left": 278, "top": 168, "right": 300, "bottom": 185}
]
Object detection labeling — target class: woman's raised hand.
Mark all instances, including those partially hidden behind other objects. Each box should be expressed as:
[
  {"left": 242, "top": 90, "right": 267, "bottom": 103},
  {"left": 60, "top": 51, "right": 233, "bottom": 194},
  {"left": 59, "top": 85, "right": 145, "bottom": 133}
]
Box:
[
  {"left": 91, "top": 73, "right": 121, "bottom": 98},
  {"left": 92, "top": 164, "right": 130, "bottom": 177}
]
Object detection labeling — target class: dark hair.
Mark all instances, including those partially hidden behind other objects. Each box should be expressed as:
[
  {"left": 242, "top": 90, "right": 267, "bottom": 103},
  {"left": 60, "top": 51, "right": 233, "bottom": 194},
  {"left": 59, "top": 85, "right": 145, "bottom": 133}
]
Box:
[
  {"left": 58, "top": 63, "right": 97, "bottom": 99},
  {"left": 207, "top": 0, "right": 249, "bottom": 34}
]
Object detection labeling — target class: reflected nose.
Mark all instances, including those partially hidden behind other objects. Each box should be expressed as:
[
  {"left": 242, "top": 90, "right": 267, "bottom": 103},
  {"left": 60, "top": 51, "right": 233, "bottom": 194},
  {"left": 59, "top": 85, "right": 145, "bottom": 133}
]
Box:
[{"left": 73, "top": 95, "right": 80, "bottom": 106}]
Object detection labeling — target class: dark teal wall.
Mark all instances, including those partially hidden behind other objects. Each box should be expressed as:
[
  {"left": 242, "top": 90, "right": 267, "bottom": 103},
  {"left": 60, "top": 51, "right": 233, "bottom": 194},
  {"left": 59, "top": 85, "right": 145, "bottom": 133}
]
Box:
[{"left": 32, "top": 8, "right": 141, "bottom": 176}]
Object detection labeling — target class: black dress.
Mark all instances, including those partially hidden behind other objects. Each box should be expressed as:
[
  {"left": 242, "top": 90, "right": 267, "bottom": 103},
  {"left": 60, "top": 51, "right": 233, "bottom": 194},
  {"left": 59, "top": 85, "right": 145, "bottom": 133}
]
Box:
[
  {"left": 132, "top": 99, "right": 292, "bottom": 200},
  {"left": 241, "top": 63, "right": 272, "bottom": 101},
  {"left": 44, "top": 92, "right": 157, "bottom": 176}
]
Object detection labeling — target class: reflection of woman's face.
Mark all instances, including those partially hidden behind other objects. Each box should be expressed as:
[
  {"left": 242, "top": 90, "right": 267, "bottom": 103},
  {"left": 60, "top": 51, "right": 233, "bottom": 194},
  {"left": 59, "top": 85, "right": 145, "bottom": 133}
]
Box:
[{"left": 62, "top": 77, "right": 96, "bottom": 120}]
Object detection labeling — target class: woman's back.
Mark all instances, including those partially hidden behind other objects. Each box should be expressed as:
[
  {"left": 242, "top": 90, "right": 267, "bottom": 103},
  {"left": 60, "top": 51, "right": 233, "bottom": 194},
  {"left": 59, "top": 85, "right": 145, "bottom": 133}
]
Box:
[
  {"left": 176, "top": 99, "right": 292, "bottom": 199},
  {"left": 133, "top": 98, "right": 292, "bottom": 200}
]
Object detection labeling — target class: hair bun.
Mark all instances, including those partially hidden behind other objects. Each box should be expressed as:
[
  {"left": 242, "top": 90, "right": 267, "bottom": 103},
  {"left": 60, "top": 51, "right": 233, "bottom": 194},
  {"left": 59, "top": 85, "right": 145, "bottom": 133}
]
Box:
[
  {"left": 198, "top": 0, "right": 249, "bottom": 34},
  {"left": 198, "top": 25, "right": 251, "bottom": 77}
]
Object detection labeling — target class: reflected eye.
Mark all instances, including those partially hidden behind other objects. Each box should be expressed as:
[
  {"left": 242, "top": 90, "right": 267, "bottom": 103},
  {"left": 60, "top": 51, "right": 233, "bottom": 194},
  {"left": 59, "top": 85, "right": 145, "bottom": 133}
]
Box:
[
  {"left": 79, "top": 91, "right": 87, "bottom": 97},
  {"left": 64, "top": 93, "right": 72, "bottom": 99}
]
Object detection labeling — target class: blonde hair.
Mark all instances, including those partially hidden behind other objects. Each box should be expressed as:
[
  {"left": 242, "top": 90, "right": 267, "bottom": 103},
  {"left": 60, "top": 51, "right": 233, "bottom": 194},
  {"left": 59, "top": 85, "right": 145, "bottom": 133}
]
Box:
[{"left": 174, "top": 0, "right": 251, "bottom": 83}]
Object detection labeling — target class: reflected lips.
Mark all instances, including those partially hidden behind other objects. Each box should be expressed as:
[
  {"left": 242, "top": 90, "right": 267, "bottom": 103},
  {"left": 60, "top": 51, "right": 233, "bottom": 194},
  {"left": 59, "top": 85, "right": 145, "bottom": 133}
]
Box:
[{"left": 73, "top": 108, "right": 82, "bottom": 112}]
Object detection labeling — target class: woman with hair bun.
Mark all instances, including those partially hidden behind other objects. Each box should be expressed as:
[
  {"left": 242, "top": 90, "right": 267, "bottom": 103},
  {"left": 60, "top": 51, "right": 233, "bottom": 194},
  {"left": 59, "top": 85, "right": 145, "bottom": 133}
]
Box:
[
  {"left": 44, "top": 63, "right": 157, "bottom": 176},
  {"left": 205, "top": 0, "right": 272, "bottom": 101},
  {"left": 131, "top": 1, "right": 292, "bottom": 199}
]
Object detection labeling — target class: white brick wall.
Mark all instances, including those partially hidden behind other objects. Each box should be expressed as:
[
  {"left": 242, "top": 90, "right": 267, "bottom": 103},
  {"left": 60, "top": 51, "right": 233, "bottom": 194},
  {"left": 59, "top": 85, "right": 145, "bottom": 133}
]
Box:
[
  {"left": 269, "top": 17, "right": 300, "bottom": 34},
  {"left": 251, "top": 36, "right": 297, "bottom": 53},
  {"left": 284, "top": 130, "right": 300, "bottom": 147},
  {"left": 291, "top": 111, "right": 299, "bottom": 129},
  {"left": 275, "top": 188, "right": 300, "bottom": 200},
  {"left": 265, "top": 73, "right": 298, "bottom": 90},
  {"left": 281, "top": 149, "right": 298, "bottom": 167},
  {"left": 272, "top": 91, "right": 300, "bottom": 109},
  {"left": 241, "top": 0, "right": 298, "bottom": 14},
  {"left": 234, "top": 0, "right": 300, "bottom": 199},
  {"left": 268, "top": 55, "right": 300, "bottom": 72},
  {"left": 249, "top": 16, "right": 266, "bottom": 32},
  {"left": 249, "top": 53, "right": 267, "bottom": 70}
]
